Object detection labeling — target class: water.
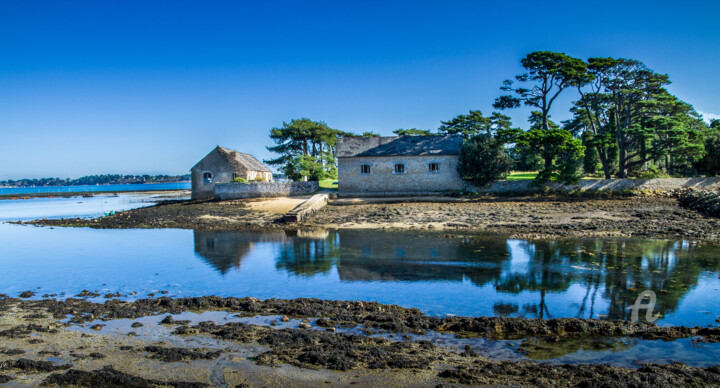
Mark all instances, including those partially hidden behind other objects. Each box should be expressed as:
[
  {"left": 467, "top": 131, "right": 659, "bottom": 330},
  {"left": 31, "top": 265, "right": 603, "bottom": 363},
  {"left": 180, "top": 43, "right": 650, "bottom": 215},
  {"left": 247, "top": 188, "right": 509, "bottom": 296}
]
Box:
[
  {"left": 0, "top": 182, "right": 190, "bottom": 196},
  {"left": 0, "top": 192, "right": 185, "bottom": 222},
  {"left": 1, "top": 224, "right": 718, "bottom": 327}
]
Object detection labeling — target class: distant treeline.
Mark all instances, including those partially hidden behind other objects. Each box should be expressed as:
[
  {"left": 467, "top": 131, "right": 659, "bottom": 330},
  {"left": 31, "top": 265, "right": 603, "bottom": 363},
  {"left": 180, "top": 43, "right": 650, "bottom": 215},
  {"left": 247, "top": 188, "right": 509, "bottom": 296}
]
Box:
[{"left": 0, "top": 174, "right": 191, "bottom": 187}]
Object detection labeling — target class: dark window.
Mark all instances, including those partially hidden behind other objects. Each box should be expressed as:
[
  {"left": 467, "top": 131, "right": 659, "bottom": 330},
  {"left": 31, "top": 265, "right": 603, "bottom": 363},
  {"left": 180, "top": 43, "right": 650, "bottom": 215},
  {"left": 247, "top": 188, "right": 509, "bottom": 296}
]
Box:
[
  {"left": 394, "top": 163, "right": 405, "bottom": 174},
  {"left": 203, "top": 172, "right": 213, "bottom": 183},
  {"left": 360, "top": 164, "right": 371, "bottom": 174},
  {"left": 232, "top": 173, "right": 239, "bottom": 180},
  {"left": 428, "top": 163, "right": 439, "bottom": 173}
]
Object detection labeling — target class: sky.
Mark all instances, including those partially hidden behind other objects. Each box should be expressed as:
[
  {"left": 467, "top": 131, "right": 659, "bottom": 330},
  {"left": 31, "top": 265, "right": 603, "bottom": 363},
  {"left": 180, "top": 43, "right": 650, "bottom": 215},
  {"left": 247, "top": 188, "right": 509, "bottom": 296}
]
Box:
[{"left": 1, "top": 0, "right": 719, "bottom": 180}]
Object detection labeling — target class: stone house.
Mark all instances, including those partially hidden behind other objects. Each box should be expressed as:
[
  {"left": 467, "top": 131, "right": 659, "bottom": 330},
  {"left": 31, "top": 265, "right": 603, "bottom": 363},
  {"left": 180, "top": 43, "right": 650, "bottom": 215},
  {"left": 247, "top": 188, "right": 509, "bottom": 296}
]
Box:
[
  {"left": 191, "top": 146, "right": 273, "bottom": 199},
  {"left": 336, "top": 135, "right": 463, "bottom": 196}
]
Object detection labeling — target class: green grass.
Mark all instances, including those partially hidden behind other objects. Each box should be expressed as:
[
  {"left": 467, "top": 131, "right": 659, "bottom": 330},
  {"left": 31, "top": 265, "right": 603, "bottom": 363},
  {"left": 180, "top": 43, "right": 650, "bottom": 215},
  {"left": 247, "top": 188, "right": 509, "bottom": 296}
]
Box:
[
  {"left": 505, "top": 171, "right": 538, "bottom": 181},
  {"left": 319, "top": 179, "right": 338, "bottom": 190}
]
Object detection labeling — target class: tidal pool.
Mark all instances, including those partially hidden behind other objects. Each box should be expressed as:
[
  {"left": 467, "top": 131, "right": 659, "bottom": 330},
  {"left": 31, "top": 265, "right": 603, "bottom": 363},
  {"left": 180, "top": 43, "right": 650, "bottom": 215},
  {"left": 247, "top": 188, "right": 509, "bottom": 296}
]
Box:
[{"left": 1, "top": 224, "right": 719, "bottom": 327}]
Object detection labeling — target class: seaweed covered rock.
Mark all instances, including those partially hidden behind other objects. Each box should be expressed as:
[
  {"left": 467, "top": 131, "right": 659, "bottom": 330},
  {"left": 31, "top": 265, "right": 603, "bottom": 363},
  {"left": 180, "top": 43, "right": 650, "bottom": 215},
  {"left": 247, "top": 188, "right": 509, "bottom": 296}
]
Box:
[{"left": 678, "top": 188, "right": 720, "bottom": 217}]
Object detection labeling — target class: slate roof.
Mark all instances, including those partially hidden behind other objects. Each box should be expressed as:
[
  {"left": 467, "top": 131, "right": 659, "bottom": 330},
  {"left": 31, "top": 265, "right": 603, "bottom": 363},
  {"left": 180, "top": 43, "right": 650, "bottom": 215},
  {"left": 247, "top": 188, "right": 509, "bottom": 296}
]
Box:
[
  {"left": 193, "top": 146, "right": 272, "bottom": 172},
  {"left": 216, "top": 146, "right": 273, "bottom": 172},
  {"left": 336, "top": 135, "right": 462, "bottom": 158}
]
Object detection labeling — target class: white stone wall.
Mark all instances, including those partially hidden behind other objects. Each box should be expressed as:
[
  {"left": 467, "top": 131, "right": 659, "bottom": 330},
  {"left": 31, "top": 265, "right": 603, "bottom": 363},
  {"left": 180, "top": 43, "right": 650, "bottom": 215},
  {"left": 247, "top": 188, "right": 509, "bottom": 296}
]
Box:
[
  {"left": 468, "top": 177, "right": 720, "bottom": 194},
  {"left": 338, "top": 155, "right": 463, "bottom": 195},
  {"left": 214, "top": 181, "right": 319, "bottom": 200}
]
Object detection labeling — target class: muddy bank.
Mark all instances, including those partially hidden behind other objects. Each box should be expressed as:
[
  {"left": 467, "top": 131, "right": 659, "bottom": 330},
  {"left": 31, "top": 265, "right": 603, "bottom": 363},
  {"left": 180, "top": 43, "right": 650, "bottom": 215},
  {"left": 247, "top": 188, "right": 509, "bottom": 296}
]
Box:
[
  {"left": 306, "top": 196, "right": 720, "bottom": 239},
  {"left": 19, "top": 195, "right": 720, "bottom": 240},
  {"left": 1, "top": 296, "right": 719, "bottom": 387},
  {"left": 5, "top": 296, "right": 719, "bottom": 342},
  {"left": 18, "top": 199, "right": 283, "bottom": 230}
]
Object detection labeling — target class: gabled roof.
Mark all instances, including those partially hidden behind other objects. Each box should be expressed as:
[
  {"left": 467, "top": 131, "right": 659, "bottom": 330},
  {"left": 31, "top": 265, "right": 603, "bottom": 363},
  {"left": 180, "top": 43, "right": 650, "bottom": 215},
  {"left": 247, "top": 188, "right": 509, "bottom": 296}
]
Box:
[
  {"left": 336, "top": 135, "right": 462, "bottom": 158},
  {"left": 192, "top": 146, "right": 272, "bottom": 172}
]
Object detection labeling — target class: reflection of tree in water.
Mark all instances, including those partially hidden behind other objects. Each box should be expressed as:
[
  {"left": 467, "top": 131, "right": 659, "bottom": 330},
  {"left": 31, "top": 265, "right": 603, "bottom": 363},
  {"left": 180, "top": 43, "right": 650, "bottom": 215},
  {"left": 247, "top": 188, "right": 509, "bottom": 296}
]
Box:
[
  {"left": 274, "top": 229, "right": 339, "bottom": 277},
  {"left": 274, "top": 230, "right": 512, "bottom": 285},
  {"left": 495, "top": 239, "right": 720, "bottom": 321},
  {"left": 196, "top": 229, "right": 719, "bottom": 322},
  {"left": 193, "top": 230, "right": 289, "bottom": 275}
]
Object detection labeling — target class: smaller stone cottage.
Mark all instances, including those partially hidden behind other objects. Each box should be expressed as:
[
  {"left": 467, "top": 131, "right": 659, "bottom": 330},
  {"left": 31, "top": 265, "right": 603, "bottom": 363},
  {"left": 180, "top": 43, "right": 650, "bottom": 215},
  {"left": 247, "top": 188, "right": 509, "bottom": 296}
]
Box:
[
  {"left": 191, "top": 146, "right": 273, "bottom": 199},
  {"left": 336, "top": 135, "right": 463, "bottom": 196}
]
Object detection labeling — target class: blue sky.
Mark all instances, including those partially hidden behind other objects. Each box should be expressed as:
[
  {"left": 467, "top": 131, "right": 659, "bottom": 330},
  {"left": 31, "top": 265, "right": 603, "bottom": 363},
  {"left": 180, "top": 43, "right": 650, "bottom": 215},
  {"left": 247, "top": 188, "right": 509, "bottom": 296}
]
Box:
[{"left": 1, "top": 0, "right": 719, "bottom": 179}]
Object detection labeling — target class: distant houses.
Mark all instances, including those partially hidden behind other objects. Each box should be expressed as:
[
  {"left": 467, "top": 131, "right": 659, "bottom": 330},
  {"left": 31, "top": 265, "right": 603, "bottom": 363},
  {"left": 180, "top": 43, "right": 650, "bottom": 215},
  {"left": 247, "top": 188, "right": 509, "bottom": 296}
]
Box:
[
  {"left": 191, "top": 146, "right": 273, "bottom": 199},
  {"left": 336, "top": 135, "right": 463, "bottom": 196}
]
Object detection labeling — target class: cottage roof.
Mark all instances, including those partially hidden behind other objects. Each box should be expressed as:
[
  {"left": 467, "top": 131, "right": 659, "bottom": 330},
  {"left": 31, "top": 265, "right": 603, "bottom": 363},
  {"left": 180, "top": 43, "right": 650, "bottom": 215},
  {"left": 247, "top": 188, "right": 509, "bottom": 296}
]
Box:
[
  {"left": 336, "top": 135, "right": 462, "bottom": 158},
  {"left": 192, "top": 146, "right": 272, "bottom": 172}
]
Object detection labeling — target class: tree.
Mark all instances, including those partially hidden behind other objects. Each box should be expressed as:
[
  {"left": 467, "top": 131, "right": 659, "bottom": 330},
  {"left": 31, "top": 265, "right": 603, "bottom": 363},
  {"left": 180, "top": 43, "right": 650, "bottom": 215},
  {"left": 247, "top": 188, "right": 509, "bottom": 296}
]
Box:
[
  {"left": 499, "top": 112, "right": 585, "bottom": 183},
  {"left": 392, "top": 128, "right": 436, "bottom": 136},
  {"left": 457, "top": 133, "right": 513, "bottom": 185},
  {"left": 265, "top": 118, "right": 342, "bottom": 181},
  {"left": 361, "top": 131, "right": 381, "bottom": 137},
  {"left": 438, "top": 110, "right": 513, "bottom": 139},
  {"left": 579, "top": 58, "right": 706, "bottom": 177},
  {"left": 698, "top": 119, "right": 720, "bottom": 176},
  {"left": 494, "top": 51, "right": 590, "bottom": 173}
]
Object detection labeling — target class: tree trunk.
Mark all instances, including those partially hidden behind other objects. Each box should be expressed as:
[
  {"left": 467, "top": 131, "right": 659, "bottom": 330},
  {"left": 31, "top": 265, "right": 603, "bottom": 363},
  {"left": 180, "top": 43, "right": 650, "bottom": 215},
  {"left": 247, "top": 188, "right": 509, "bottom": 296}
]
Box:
[
  {"left": 597, "top": 146, "right": 611, "bottom": 179},
  {"left": 543, "top": 143, "right": 553, "bottom": 170}
]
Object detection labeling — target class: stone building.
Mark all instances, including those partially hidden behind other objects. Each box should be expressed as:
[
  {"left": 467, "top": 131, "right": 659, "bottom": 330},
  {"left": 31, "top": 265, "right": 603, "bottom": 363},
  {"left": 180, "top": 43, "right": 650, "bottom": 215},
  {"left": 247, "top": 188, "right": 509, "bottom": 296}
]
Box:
[
  {"left": 336, "top": 135, "right": 463, "bottom": 196},
  {"left": 190, "top": 146, "right": 273, "bottom": 200}
]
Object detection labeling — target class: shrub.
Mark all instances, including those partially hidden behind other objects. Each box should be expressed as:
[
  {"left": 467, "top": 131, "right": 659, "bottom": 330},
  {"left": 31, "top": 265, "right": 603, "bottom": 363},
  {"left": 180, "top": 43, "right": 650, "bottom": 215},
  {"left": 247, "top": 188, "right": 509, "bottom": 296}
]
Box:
[
  {"left": 232, "top": 177, "right": 247, "bottom": 183},
  {"left": 457, "top": 134, "right": 513, "bottom": 186},
  {"left": 697, "top": 130, "right": 720, "bottom": 176}
]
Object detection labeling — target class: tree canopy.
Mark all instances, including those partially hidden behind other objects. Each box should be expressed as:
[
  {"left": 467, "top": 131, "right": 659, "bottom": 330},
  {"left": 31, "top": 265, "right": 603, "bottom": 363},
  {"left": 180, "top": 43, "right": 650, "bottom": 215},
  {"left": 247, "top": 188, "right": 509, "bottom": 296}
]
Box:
[{"left": 265, "top": 118, "right": 344, "bottom": 181}]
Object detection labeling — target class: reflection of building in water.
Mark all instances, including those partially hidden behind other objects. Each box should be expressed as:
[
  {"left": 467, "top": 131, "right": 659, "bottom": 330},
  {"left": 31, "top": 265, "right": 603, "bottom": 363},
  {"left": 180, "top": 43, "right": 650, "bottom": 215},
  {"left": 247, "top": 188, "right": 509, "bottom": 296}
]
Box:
[
  {"left": 193, "top": 230, "right": 289, "bottom": 275},
  {"left": 194, "top": 228, "right": 719, "bottom": 324},
  {"left": 276, "top": 230, "right": 510, "bottom": 285}
]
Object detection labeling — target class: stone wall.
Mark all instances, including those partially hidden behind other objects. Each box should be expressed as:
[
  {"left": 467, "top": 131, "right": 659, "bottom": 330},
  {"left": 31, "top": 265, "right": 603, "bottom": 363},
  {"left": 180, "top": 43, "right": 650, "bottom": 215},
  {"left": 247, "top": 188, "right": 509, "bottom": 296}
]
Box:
[
  {"left": 468, "top": 177, "right": 720, "bottom": 194},
  {"left": 338, "top": 155, "right": 463, "bottom": 196},
  {"left": 282, "top": 194, "right": 329, "bottom": 222},
  {"left": 214, "top": 181, "right": 319, "bottom": 200}
]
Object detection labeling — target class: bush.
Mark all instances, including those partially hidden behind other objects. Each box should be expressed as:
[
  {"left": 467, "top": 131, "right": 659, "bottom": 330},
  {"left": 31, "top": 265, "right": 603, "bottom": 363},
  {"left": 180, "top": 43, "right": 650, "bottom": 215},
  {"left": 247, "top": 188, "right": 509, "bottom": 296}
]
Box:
[
  {"left": 232, "top": 177, "right": 247, "bottom": 183},
  {"left": 697, "top": 131, "right": 720, "bottom": 176},
  {"left": 457, "top": 134, "right": 513, "bottom": 186}
]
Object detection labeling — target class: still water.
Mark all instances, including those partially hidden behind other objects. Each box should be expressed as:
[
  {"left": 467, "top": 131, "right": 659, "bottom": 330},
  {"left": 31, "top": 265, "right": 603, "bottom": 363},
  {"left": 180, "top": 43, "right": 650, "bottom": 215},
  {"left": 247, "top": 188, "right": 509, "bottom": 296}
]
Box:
[
  {"left": 0, "top": 182, "right": 190, "bottom": 196},
  {"left": 1, "top": 223, "right": 718, "bottom": 327},
  {"left": 0, "top": 193, "right": 180, "bottom": 222}
]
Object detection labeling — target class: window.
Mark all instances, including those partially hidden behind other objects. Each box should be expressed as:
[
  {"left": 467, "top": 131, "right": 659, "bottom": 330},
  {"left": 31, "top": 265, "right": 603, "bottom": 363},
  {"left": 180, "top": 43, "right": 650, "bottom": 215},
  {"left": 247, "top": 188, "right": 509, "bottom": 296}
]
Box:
[
  {"left": 360, "top": 164, "right": 371, "bottom": 174},
  {"left": 203, "top": 172, "right": 213, "bottom": 183},
  {"left": 428, "top": 162, "right": 439, "bottom": 173},
  {"left": 232, "top": 173, "right": 239, "bottom": 180},
  {"left": 394, "top": 163, "right": 405, "bottom": 174}
]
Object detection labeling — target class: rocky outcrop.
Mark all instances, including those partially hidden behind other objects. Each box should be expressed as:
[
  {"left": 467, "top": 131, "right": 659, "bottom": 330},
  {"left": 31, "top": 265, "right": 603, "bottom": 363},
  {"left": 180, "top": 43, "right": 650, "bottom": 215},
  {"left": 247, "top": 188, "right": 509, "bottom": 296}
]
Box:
[{"left": 679, "top": 188, "right": 720, "bottom": 217}]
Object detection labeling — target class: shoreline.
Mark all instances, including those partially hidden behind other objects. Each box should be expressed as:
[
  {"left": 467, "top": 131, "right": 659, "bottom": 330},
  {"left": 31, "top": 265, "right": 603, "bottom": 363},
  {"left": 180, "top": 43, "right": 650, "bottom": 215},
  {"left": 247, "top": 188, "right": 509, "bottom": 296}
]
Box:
[
  {"left": 16, "top": 194, "right": 720, "bottom": 240},
  {"left": 0, "top": 295, "right": 718, "bottom": 386}
]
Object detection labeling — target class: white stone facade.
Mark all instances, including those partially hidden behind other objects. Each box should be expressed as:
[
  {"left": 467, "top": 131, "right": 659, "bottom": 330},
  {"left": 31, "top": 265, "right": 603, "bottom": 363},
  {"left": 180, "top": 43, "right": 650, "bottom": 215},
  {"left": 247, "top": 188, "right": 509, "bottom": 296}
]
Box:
[
  {"left": 214, "top": 181, "right": 319, "bottom": 200},
  {"left": 338, "top": 155, "right": 463, "bottom": 196}
]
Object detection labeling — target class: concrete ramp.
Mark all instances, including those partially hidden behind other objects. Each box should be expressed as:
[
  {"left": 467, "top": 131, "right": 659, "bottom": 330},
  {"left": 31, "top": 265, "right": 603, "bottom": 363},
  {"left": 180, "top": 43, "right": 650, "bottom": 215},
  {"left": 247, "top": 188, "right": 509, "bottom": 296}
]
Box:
[{"left": 282, "top": 194, "right": 329, "bottom": 222}]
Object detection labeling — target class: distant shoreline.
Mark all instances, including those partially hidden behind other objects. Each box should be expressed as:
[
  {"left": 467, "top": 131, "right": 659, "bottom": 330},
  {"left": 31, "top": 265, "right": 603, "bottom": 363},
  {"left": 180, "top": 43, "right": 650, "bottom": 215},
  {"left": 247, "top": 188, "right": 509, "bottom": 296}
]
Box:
[
  {"left": 0, "top": 186, "right": 190, "bottom": 199},
  {"left": 0, "top": 181, "right": 190, "bottom": 188}
]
